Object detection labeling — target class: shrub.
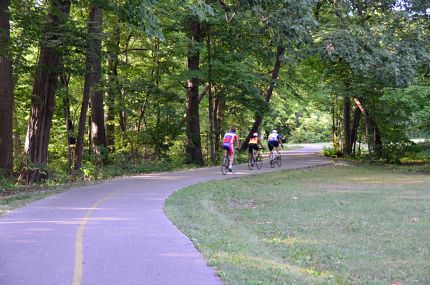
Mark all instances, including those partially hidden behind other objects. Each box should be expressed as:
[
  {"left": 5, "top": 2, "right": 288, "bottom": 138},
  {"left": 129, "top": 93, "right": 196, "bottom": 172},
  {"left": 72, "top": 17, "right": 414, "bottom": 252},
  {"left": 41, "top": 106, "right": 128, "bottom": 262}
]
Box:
[{"left": 322, "top": 147, "right": 343, "bottom": 157}]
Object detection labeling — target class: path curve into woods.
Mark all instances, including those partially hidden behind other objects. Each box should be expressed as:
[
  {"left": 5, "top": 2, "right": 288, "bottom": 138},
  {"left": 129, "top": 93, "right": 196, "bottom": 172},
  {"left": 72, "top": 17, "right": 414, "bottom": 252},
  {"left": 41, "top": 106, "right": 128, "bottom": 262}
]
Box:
[{"left": 0, "top": 145, "right": 330, "bottom": 285}]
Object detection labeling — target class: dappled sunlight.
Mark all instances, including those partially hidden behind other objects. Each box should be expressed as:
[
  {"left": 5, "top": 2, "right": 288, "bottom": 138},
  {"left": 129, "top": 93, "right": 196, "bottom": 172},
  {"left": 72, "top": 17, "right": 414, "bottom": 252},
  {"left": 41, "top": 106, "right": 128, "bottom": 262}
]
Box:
[
  {"left": 263, "top": 236, "right": 318, "bottom": 246},
  {"left": 349, "top": 177, "right": 430, "bottom": 185},
  {"left": 214, "top": 252, "right": 335, "bottom": 281},
  {"left": 315, "top": 184, "right": 362, "bottom": 191}
]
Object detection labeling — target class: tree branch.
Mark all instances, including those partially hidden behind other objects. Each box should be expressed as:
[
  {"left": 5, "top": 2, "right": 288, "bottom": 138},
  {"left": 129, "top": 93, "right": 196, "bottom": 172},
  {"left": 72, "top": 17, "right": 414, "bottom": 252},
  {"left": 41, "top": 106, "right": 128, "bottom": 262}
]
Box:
[
  {"left": 120, "top": 48, "right": 149, "bottom": 54},
  {"left": 217, "top": 0, "right": 237, "bottom": 23},
  {"left": 198, "top": 85, "right": 209, "bottom": 104}
]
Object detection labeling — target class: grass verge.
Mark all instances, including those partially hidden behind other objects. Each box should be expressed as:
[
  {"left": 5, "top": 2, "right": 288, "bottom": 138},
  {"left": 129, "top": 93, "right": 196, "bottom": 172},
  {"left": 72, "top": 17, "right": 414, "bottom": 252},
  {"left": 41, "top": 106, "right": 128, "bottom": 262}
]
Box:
[{"left": 165, "top": 163, "right": 430, "bottom": 285}]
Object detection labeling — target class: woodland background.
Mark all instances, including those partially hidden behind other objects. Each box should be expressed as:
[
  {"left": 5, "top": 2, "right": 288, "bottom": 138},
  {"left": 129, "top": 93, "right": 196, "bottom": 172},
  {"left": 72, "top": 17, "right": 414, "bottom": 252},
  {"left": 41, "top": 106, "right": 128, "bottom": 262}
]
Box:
[{"left": 0, "top": 0, "right": 429, "bottom": 185}]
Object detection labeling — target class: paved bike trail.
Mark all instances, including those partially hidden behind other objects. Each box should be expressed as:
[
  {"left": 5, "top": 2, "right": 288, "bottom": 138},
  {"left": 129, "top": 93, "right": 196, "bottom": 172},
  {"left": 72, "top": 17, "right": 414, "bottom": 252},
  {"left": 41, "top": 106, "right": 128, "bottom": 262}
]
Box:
[{"left": 0, "top": 148, "right": 330, "bottom": 285}]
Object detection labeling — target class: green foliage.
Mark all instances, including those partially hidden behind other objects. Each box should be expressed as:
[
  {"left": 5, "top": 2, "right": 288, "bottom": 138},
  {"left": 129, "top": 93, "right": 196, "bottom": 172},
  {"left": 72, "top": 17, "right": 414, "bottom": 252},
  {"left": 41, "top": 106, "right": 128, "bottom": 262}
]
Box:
[
  {"left": 400, "top": 141, "right": 430, "bottom": 164},
  {"left": 0, "top": 178, "right": 16, "bottom": 192},
  {"left": 4, "top": 0, "right": 430, "bottom": 184},
  {"left": 379, "top": 85, "right": 430, "bottom": 139},
  {"left": 380, "top": 140, "right": 413, "bottom": 164},
  {"left": 288, "top": 111, "right": 331, "bottom": 143},
  {"left": 322, "top": 147, "right": 342, "bottom": 158},
  {"left": 112, "top": 0, "right": 165, "bottom": 40}
]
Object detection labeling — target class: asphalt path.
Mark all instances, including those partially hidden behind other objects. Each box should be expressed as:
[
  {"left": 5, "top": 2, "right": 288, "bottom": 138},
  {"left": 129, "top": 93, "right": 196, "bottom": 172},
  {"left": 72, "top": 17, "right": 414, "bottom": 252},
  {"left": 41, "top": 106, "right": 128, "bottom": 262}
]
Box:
[{"left": 0, "top": 145, "right": 331, "bottom": 285}]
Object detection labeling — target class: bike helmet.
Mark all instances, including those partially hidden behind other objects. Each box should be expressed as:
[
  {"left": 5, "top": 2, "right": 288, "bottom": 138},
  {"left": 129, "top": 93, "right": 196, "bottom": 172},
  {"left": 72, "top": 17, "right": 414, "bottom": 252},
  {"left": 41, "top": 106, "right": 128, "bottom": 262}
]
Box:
[
  {"left": 230, "top": 128, "right": 236, "bottom": 133},
  {"left": 253, "top": 132, "right": 258, "bottom": 137},
  {"left": 271, "top": 130, "right": 277, "bottom": 134}
]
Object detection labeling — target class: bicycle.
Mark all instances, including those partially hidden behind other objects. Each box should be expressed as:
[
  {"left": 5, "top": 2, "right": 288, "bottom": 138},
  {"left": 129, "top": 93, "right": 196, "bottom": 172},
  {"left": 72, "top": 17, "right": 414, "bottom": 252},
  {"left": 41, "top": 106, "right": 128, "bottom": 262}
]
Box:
[
  {"left": 248, "top": 147, "right": 263, "bottom": 170},
  {"left": 221, "top": 149, "right": 238, "bottom": 175},
  {"left": 269, "top": 150, "right": 282, "bottom": 168}
]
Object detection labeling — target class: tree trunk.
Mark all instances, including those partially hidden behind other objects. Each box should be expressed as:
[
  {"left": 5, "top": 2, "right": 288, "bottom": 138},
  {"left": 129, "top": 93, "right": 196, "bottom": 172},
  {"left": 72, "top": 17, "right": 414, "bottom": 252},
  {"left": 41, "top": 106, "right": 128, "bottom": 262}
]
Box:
[
  {"left": 105, "top": 24, "right": 120, "bottom": 149},
  {"left": 242, "top": 46, "right": 285, "bottom": 150},
  {"left": 207, "top": 32, "right": 216, "bottom": 165},
  {"left": 343, "top": 96, "right": 352, "bottom": 155},
  {"left": 332, "top": 94, "right": 340, "bottom": 150},
  {"left": 184, "top": 17, "right": 204, "bottom": 165},
  {"left": 0, "top": 0, "right": 14, "bottom": 176},
  {"left": 350, "top": 106, "right": 361, "bottom": 155},
  {"left": 353, "top": 97, "right": 382, "bottom": 157},
  {"left": 89, "top": 6, "right": 106, "bottom": 159},
  {"left": 19, "top": 0, "right": 71, "bottom": 183},
  {"left": 214, "top": 93, "right": 225, "bottom": 154},
  {"left": 60, "top": 72, "right": 74, "bottom": 172},
  {"left": 371, "top": 118, "right": 382, "bottom": 158},
  {"left": 75, "top": 3, "right": 104, "bottom": 171}
]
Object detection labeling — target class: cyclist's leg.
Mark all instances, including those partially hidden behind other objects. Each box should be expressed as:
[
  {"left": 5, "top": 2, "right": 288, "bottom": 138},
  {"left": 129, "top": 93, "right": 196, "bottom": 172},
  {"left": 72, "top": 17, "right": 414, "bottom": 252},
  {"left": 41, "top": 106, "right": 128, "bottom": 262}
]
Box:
[
  {"left": 268, "top": 142, "right": 274, "bottom": 158},
  {"left": 229, "top": 145, "right": 234, "bottom": 169}
]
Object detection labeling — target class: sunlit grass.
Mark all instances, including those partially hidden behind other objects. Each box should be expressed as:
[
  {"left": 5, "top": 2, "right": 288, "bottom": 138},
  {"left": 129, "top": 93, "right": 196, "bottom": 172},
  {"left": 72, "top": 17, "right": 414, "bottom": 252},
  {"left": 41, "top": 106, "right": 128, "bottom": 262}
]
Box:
[{"left": 165, "top": 163, "right": 430, "bottom": 285}]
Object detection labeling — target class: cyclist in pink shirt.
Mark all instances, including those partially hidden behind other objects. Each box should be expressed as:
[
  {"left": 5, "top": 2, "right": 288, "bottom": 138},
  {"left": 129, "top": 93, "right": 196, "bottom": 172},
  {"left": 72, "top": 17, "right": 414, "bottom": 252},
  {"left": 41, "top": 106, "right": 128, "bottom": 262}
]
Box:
[{"left": 222, "top": 128, "right": 239, "bottom": 172}]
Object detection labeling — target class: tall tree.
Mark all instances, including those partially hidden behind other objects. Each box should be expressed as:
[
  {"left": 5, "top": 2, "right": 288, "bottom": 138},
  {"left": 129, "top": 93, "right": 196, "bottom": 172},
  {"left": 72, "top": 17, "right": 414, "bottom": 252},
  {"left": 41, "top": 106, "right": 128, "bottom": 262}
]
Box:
[
  {"left": 89, "top": 4, "right": 106, "bottom": 159},
  {"left": 241, "top": 0, "right": 316, "bottom": 148},
  {"left": 75, "top": 2, "right": 104, "bottom": 171},
  {"left": 105, "top": 21, "right": 120, "bottom": 149},
  {"left": 18, "top": 0, "right": 71, "bottom": 183},
  {"left": 184, "top": 16, "right": 205, "bottom": 165},
  {"left": 0, "top": 0, "right": 14, "bottom": 176},
  {"left": 319, "top": 0, "right": 429, "bottom": 158}
]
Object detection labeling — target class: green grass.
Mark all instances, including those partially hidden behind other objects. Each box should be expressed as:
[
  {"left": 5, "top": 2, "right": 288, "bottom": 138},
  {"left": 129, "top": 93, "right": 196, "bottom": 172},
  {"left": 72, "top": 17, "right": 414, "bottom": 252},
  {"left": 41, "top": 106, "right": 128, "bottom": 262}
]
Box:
[{"left": 165, "top": 164, "right": 430, "bottom": 285}]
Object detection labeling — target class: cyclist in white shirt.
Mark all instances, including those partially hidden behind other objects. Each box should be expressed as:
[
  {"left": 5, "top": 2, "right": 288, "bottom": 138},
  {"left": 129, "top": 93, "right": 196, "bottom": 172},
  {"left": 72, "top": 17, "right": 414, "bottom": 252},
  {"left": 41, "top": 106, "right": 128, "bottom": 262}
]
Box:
[{"left": 267, "top": 130, "right": 282, "bottom": 157}]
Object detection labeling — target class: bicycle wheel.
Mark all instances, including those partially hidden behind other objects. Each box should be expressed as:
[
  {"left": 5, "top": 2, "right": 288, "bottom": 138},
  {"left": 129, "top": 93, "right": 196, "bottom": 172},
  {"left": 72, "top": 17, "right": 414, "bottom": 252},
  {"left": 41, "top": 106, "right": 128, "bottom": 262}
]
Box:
[
  {"left": 256, "top": 153, "right": 263, "bottom": 169},
  {"left": 276, "top": 153, "right": 282, "bottom": 167},
  {"left": 248, "top": 153, "right": 254, "bottom": 170},
  {"left": 221, "top": 156, "right": 229, "bottom": 175},
  {"left": 269, "top": 152, "right": 275, "bottom": 168}
]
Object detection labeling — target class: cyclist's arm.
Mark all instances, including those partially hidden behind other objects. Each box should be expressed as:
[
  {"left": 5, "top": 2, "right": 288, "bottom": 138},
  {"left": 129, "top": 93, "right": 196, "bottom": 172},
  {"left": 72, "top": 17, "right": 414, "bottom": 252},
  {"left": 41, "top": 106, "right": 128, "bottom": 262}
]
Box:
[
  {"left": 234, "top": 136, "right": 240, "bottom": 148},
  {"left": 258, "top": 139, "right": 264, "bottom": 148}
]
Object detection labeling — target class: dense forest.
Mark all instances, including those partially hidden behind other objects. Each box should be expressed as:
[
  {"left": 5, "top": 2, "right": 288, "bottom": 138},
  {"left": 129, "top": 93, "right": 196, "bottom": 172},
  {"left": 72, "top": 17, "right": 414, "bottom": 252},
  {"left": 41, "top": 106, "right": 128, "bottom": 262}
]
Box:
[{"left": 0, "top": 0, "right": 429, "bottom": 184}]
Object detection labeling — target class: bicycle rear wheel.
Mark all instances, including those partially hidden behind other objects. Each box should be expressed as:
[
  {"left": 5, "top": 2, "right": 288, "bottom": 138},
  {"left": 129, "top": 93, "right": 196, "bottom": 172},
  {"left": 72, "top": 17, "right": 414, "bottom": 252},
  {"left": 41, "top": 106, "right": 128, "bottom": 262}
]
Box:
[
  {"left": 256, "top": 154, "right": 263, "bottom": 169},
  {"left": 269, "top": 152, "right": 275, "bottom": 168},
  {"left": 247, "top": 154, "right": 254, "bottom": 170},
  {"left": 221, "top": 156, "right": 229, "bottom": 175},
  {"left": 276, "top": 154, "right": 282, "bottom": 167}
]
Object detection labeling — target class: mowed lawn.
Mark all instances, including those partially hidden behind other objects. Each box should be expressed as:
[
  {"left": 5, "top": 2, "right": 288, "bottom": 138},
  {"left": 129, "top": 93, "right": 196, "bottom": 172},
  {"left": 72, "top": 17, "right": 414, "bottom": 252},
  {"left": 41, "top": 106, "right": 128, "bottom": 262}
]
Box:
[{"left": 165, "top": 164, "right": 430, "bottom": 285}]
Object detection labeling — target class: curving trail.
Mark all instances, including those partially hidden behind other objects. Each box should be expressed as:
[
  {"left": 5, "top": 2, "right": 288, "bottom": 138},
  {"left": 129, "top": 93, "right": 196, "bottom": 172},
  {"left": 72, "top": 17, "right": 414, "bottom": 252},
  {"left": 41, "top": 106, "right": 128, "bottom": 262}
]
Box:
[{"left": 0, "top": 145, "right": 330, "bottom": 285}]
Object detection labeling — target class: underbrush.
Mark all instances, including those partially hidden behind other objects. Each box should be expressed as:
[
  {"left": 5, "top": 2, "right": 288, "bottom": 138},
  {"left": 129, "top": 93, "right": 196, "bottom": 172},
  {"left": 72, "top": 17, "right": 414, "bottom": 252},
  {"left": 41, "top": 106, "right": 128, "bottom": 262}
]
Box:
[
  {"left": 322, "top": 141, "right": 430, "bottom": 166},
  {"left": 400, "top": 141, "right": 430, "bottom": 164}
]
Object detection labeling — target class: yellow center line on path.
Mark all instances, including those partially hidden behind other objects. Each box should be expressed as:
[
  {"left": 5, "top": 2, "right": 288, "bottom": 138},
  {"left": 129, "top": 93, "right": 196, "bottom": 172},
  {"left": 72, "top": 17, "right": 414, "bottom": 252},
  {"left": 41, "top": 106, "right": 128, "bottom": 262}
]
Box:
[{"left": 72, "top": 191, "right": 119, "bottom": 285}]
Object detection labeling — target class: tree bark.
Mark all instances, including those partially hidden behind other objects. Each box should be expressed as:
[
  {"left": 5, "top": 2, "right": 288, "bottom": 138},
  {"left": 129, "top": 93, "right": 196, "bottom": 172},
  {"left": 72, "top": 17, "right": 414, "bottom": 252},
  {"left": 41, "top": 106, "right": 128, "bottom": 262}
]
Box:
[
  {"left": 350, "top": 105, "right": 361, "bottom": 155},
  {"left": 353, "top": 97, "right": 382, "bottom": 157},
  {"left": 242, "top": 46, "right": 285, "bottom": 150},
  {"left": 207, "top": 32, "right": 216, "bottom": 165},
  {"left": 75, "top": 3, "right": 104, "bottom": 171},
  {"left": 0, "top": 0, "right": 14, "bottom": 176},
  {"left": 89, "top": 6, "right": 106, "bottom": 158},
  {"left": 332, "top": 94, "right": 340, "bottom": 150},
  {"left": 60, "top": 72, "right": 74, "bottom": 172},
  {"left": 184, "top": 17, "right": 204, "bottom": 165},
  {"left": 343, "top": 96, "right": 352, "bottom": 155},
  {"left": 18, "top": 0, "right": 71, "bottom": 183},
  {"left": 105, "top": 24, "right": 120, "bottom": 149},
  {"left": 215, "top": 94, "right": 225, "bottom": 144},
  {"left": 373, "top": 120, "right": 382, "bottom": 158}
]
